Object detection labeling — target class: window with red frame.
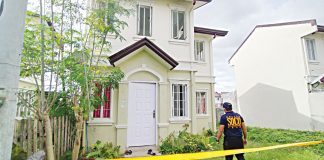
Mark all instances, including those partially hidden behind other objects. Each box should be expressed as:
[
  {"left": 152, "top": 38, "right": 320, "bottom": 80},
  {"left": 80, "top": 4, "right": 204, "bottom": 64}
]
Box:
[
  {"left": 196, "top": 91, "right": 207, "bottom": 115},
  {"left": 93, "top": 83, "right": 111, "bottom": 118}
]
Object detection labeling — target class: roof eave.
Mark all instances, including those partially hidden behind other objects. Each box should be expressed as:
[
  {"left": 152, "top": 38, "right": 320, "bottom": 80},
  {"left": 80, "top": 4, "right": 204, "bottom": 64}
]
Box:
[
  {"left": 109, "top": 38, "right": 179, "bottom": 70},
  {"left": 192, "top": 0, "right": 212, "bottom": 10},
  {"left": 317, "top": 25, "right": 324, "bottom": 32},
  {"left": 194, "top": 27, "right": 228, "bottom": 38}
]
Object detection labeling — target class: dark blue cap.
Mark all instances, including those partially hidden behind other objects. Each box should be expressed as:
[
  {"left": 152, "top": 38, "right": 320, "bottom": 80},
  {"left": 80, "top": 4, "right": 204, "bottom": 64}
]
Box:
[{"left": 223, "top": 102, "right": 232, "bottom": 110}]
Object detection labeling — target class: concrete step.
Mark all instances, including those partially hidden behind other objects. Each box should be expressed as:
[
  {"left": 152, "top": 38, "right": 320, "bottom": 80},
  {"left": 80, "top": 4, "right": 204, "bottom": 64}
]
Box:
[{"left": 123, "top": 145, "right": 161, "bottom": 158}]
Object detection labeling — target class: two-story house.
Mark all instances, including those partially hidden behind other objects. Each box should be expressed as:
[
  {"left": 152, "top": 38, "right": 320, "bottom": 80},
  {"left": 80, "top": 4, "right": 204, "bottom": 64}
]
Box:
[
  {"left": 86, "top": 0, "right": 228, "bottom": 150},
  {"left": 229, "top": 20, "right": 324, "bottom": 131}
]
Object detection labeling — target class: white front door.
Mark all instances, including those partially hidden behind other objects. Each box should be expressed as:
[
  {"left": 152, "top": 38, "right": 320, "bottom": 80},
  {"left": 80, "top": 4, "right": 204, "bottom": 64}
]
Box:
[{"left": 127, "top": 82, "right": 156, "bottom": 146}]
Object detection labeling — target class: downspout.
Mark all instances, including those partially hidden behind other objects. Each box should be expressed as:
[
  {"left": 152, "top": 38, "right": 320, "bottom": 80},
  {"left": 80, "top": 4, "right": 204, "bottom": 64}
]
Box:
[
  {"left": 86, "top": 122, "right": 89, "bottom": 152},
  {"left": 209, "top": 37, "right": 217, "bottom": 131},
  {"left": 189, "top": 3, "right": 195, "bottom": 133},
  {"left": 211, "top": 83, "right": 216, "bottom": 131}
]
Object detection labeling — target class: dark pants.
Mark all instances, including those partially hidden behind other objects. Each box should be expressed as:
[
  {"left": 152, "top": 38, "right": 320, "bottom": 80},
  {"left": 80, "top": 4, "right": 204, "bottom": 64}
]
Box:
[{"left": 223, "top": 137, "right": 245, "bottom": 160}]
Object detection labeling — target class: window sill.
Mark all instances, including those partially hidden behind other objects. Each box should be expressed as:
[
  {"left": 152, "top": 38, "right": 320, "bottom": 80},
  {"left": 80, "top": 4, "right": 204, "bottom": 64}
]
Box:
[
  {"left": 115, "top": 124, "right": 128, "bottom": 129},
  {"left": 88, "top": 118, "right": 114, "bottom": 126},
  {"left": 106, "top": 34, "right": 117, "bottom": 39},
  {"left": 169, "top": 118, "right": 191, "bottom": 124},
  {"left": 168, "top": 39, "right": 190, "bottom": 46},
  {"left": 308, "top": 61, "right": 320, "bottom": 65},
  {"left": 88, "top": 122, "right": 114, "bottom": 126},
  {"left": 196, "top": 115, "right": 210, "bottom": 119},
  {"left": 195, "top": 61, "right": 207, "bottom": 64},
  {"left": 133, "top": 36, "right": 155, "bottom": 41}
]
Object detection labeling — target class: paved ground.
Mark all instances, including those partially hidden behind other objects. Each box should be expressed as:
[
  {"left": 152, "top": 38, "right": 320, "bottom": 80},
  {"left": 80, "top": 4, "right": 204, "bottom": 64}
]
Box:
[{"left": 123, "top": 145, "right": 161, "bottom": 158}]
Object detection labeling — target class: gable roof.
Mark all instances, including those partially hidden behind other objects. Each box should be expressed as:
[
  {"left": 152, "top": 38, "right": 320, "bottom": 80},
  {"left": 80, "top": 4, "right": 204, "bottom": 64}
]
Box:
[
  {"left": 194, "top": 27, "right": 228, "bottom": 38},
  {"left": 109, "top": 38, "right": 179, "bottom": 70},
  {"left": 229, "top": 19, "right": 323, "bottom": 63}
]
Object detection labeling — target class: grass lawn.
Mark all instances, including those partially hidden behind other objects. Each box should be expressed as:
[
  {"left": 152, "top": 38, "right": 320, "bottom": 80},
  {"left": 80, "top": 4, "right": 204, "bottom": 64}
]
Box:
[{"left": 208, "top": 127, "right": 324, "bottom": 160}]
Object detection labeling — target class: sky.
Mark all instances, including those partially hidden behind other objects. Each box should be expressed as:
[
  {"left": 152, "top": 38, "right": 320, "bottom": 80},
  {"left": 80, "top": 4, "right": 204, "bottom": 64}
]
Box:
[{"left": 194, "top": 0, "right": 324, "bottom": 92}]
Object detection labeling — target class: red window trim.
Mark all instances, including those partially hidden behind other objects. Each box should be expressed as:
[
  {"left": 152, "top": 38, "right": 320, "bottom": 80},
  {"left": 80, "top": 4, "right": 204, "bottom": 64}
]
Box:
[{"left": 93, "top": 83, "right": 111, "bottom": 118}]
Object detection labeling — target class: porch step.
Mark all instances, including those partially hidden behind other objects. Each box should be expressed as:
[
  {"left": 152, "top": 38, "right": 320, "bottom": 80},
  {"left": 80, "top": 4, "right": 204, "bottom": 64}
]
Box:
[{"left": 123, "top": 145, "right": 161, "bottom": 158}]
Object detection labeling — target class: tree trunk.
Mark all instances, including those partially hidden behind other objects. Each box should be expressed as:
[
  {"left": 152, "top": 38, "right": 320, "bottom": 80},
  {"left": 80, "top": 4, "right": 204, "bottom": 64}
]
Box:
[
  {"left": 72, "top": 111, "right": 84, "bottom": 160},
  {"left": 44, "top": 113, "right": 55, "bottom": 160}
]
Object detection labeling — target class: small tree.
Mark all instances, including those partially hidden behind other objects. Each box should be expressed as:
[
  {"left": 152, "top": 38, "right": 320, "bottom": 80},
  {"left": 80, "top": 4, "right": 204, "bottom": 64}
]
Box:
[{"left": 20, "top": 0, "right": 131, "bottom": 159}]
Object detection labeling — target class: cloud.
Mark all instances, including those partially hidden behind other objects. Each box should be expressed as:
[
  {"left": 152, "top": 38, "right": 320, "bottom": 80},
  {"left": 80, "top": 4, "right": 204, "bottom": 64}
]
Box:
[{"left": 195, "top": 0, "right": 324, "bottom": 92}]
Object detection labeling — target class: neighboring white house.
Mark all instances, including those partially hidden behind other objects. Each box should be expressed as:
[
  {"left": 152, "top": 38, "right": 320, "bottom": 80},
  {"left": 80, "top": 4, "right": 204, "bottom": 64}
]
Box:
[
  {"left": 19, "top": 78, "right": 37, "bottom": 90},
  {"left": 214, "top": 91, "right": 238, "bottom": 111},
  {"left": 16, "top": 78, "right": 37, "bottom": 119},
  {"left": 86, "top": 0, "right": 228, "bottom": 150},
  {"left": 215, "top": 92, "right": 222, "bottom": 108},
  {"left": 229, "top": 20, "right": 324, "bottom": 131},
  {"left": 214, "top": 91, "right": 238, "bottom": 124}
]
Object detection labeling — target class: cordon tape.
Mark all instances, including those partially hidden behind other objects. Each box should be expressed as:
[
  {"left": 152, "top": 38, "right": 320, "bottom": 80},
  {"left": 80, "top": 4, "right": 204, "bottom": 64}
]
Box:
[{"left": 113, "top": 140, "right": 324, "bottom": 160}]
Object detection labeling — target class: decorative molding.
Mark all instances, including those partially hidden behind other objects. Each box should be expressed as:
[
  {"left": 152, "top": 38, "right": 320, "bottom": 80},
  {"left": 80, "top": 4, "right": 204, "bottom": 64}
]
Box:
[
  {"left": 168, "top": 78, "right": 191, "bottom": 81},
  {"left": 124, "top": 66, "right": 165, "bottom": 82},
  {"left": 137, "top": 0, "right": 156, "bottom": 6},
  {"left": 196, "top": 75, "right": 216, "bottom": 78},
  {"left": 157, "top": 123, "right": 170, "bottom": 128},
  {"left": 119, "top": 81, "right": 128, "bottom": 84}
]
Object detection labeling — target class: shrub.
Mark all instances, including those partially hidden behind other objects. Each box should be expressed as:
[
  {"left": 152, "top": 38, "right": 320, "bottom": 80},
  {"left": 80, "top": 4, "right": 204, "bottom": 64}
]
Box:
[
  {"left": 86, "top": 141, "right": 120, "bottom": 159},
  {"left": 159, "top": 127, "right": 214, "bottom": 154},
  {"left": 11, "top": 143, "right": 27, "bottom": 160},
  {"left": 60, "top": 150, "right": 72, "bottom": 160},
  {"left": 203, "top": 128, "right": 216, "bottom": 137}
]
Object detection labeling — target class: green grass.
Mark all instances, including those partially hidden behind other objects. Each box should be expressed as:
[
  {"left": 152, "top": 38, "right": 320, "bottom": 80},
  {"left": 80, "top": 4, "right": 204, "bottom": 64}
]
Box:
[{"left": 208, "top": 127, "right": 324, "bottom": 160}]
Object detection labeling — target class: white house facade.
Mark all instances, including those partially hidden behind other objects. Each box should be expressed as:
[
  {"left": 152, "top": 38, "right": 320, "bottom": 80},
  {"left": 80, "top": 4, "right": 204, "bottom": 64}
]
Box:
[
  {"left": 229, "top": 20, "right": 324, "bottom": 131},
  {"left": 86, "top": 0, "right": 228, "bottom": 150}
]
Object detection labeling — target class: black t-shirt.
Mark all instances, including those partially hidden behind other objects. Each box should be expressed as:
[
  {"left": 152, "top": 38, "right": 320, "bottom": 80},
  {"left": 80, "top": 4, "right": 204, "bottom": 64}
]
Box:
[{"left": 220, "top": 111, "right": 244, "bottom": 137}]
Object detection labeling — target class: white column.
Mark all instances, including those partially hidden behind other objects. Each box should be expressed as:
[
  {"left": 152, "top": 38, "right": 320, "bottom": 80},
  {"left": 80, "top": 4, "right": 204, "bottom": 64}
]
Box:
[
  {"left": 0, "top": 0, "right": 28, "bottom": 159},
  {"left": 190, "top": 71, "right": 197, "bottom": 133}
]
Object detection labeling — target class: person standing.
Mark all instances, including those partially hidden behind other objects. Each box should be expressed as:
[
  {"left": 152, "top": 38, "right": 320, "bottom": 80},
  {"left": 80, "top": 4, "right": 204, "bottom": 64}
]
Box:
[{"left": 216, "top": 102, "right": 248, "bottom": 160}]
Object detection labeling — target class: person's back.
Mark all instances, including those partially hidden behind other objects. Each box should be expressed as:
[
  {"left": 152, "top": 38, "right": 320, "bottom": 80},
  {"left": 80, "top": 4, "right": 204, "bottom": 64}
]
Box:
[
  {"left": 216, "top": 102, "right": 247, "bottom": 160},
  {"left": 221, "top": 111, "right": 243, "bottom": 138}
]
